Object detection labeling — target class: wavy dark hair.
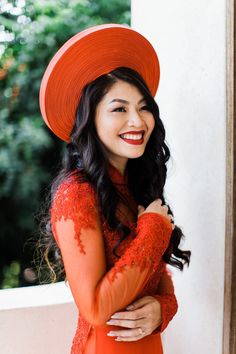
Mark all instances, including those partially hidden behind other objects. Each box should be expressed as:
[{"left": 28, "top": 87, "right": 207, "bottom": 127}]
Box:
[{"left": 34, "top": 66, "right": 191, "bottom": 283}]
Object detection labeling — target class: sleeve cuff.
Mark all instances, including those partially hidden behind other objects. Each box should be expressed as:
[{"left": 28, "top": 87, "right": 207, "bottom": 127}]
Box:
[
  {"left": 151, "top": 294, "right": 178, "bottom": 334},
  {"left": 137, "top": 212, "right": 173, "bottom": 234}
]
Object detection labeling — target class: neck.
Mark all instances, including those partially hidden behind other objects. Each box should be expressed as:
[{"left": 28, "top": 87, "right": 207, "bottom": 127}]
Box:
[{"left": 108, "top": 159, "right": 127, "bottom": 176}]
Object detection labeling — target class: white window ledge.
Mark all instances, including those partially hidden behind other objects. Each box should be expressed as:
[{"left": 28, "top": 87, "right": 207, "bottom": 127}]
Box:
[
  {"left": 0, "top": 281, "right": 74, "bottom": 310},
  {"left": 0, "top": 282, "right": 77, "bottom": 354}
]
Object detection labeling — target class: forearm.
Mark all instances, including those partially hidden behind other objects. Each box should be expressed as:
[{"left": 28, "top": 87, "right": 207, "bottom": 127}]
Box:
[
  {"left": 57, "top": 212, "right": 173, "bottom": 326},
  {"left": 151, "top": 266, "right": 178, "bottom": 333}
]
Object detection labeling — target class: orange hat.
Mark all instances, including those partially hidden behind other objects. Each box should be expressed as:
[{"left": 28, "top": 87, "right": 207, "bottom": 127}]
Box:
[{"left": 39, "top": 23, "right": 160, "bottom": 142}]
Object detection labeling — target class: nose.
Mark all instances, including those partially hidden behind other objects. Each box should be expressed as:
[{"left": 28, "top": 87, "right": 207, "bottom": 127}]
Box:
[{"left": 127, "top": 109, "right": 144, "bottom": 127}]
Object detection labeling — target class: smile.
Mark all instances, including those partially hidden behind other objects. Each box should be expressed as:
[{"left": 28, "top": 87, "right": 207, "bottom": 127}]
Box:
[{"left": 119, "top": 133, "right": 144, "bottom": 145}]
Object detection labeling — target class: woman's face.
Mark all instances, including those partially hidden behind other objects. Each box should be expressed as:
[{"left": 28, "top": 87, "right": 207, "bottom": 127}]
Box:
[{"left": 95, "top": 80, "right": 155, "bottom": 174}]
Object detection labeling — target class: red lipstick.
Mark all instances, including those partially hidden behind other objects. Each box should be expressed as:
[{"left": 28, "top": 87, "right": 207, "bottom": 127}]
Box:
[
  {"left": 121, "top": 136, "right": 144, "bottom": 145},
  {"left": 119, "top": 130, "right": 144, "bottom": 145}
]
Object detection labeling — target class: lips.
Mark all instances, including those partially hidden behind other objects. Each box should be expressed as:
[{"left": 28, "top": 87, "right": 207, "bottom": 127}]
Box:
[
  {"left": 119, "top": 131, "right": 145, "bottom": 145},
  {"left": 120, "top": 130, "right": 145, "bottom": 136}
]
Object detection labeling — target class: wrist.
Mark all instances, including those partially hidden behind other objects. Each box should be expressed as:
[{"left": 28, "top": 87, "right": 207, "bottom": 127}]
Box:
[{"left": 137, "top": 212, "right": 173, "bottom": 232}]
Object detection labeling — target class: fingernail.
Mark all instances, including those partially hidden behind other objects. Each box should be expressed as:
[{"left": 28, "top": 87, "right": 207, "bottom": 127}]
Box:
[
  {"left": 115, "top": 337, "right": 122, "bottom": 341},
  {"left": 111, "top": 314, "right": 119, "bottom": 319},
  {"left": 126, "top": 305, "right": 134, "bottom": 310},
  {"left": 106, "top": 321, "right": 114, "bottom": 325},
  {"left": 107, "top": 332, "right": 115, "bottom": 336}
]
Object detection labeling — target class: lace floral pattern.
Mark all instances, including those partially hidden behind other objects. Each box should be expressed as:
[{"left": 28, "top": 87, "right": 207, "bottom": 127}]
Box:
[
  {"left": 139, "top": 262, "right": 165, "bottom": 298},
  {"left": 102, "top": 218, "right": 136, "bottom": 270},
  {"left": 50, "top": 165, "right": 177, "bottom": 353},
  {"left": 152, "top": 293, "right": 178, "bottom": 333},
  {"left": 51, "top": 176, "right": 98, "bottom": 254},
  {"left": 71, "top": 317, "right": 91, "bottom": 354},
  {"left": 108, "top": 213, "right": 172, "bottom": 282}
]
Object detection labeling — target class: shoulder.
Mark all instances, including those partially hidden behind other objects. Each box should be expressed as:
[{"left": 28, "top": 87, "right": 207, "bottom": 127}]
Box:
[
  {"left": 51, "top": 171, "right": 98, "bottom": 221},
  {"left": 54, "top": 171, "right": 96, "bottom": 201},
  {"left": 50, "top": 171, "right": 100, "bottom": 253}
]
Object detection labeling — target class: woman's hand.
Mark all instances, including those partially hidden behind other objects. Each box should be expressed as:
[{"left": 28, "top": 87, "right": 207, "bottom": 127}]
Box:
[
  {"left": 106, "top": 296, "right": 162, "bottom": 341},
  {"left": 138, "top": 199, "right": 174, "bottom": 230}
]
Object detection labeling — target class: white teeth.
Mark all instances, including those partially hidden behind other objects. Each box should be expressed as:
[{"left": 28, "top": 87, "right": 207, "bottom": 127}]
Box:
[{"left": 120, "top": 133, "right": 143, "bottom": 140}]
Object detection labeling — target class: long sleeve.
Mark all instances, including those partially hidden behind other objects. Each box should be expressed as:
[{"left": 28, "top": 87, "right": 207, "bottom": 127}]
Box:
[
  {"left": 151, "top": 264, "right": 178, "bottom": 333},
  {"left": 50, "top": 177, "right": 173, "bottom": 327}
]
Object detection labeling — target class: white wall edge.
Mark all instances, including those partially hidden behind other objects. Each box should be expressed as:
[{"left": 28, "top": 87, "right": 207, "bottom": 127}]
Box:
[{"left": 0, "top": 281, "right": 74, "bottom": 310}]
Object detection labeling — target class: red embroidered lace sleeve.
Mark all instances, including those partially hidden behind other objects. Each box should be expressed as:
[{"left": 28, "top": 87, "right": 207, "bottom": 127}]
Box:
[
  {"left": 152, "top": 264, "right": 178, "bottom": 333},
  {"left": 50, "top": 177, "right": 173, "bottom": 326}
]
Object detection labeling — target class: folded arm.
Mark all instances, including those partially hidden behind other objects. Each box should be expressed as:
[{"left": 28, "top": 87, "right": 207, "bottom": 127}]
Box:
[{"left": 51, "top": 177, "right": 173, "bottom": 326}]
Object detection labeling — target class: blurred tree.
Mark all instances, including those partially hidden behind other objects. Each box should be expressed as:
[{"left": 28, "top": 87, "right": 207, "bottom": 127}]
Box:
[{"left": 0, "top": 0, "right": 130, "bottom": 288}]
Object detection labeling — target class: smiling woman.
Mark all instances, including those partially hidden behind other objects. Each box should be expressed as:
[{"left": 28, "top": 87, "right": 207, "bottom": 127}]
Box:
[
  {"left": 94, "top": 80, "right": 155, "bottom": 174},
  {"left": 37, "top": 24, "right": 191, "bottom": 354}
]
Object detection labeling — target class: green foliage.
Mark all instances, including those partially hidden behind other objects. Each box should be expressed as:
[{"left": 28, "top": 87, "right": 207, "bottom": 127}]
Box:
[
  {"left": 2, "top": 261, "right": 20, "bottom": 289},
  {"left": 0, "top": 0, "right": 130, "bottom": 288}
]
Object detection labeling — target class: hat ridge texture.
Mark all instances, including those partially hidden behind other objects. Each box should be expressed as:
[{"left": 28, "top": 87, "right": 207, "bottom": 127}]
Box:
[{"left": 39, "top": 23, "right": 160, "bottom": 142}]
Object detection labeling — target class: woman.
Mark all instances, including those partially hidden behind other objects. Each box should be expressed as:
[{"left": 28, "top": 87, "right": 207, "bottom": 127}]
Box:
[{"left": 39, "top": 24, "right": 191, "bottom": 354}]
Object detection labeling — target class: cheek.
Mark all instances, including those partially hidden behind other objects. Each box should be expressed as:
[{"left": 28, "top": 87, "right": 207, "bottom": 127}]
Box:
[
  {"left": 148, "top": 115, "right": 155, "bottom": 134},
  {"left": 95, "top": 114, "right": 107, "bottom": 139},
  {"left": 95, "top": 115, "right": 120, "bottom": 142}
]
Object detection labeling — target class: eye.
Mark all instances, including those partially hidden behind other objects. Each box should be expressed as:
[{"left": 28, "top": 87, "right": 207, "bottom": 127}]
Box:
[
  {"left": 140, "top": 105, "right": 151, "bottom": 111},
  {"left": 112, "top": 106, "right": 126, "bottom": 112}
]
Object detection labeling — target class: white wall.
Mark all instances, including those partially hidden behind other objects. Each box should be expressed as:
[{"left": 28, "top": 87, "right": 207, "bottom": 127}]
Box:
[
  {"left": 0, "top": 282, "right": 77, "bottom": 354},
  {"left": 131, "top": 1, "right": 226, "bottom": 353},
  {"left": 0, "top": 3, "right": 226, "bottom": 353}
]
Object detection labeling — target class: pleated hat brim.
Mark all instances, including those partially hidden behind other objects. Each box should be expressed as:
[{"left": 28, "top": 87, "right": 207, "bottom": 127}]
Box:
[{"left": 39, "top": 23, "right": 160, "bottom": 142}]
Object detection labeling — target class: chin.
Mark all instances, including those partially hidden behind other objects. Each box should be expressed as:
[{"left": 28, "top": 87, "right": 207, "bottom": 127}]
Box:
[{"left": 126, "top": 151, "right": 145, "bottom": 159}]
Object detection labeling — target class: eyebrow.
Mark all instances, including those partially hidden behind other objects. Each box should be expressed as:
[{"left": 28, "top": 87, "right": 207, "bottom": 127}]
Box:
[{"left": 108, "top": 98, "right": 146, "bottom": 105}]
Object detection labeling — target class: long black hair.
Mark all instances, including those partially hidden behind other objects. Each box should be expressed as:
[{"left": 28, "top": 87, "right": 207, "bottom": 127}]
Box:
[{"left": 35, "top": 66, "right": 191, "bottom": 283}]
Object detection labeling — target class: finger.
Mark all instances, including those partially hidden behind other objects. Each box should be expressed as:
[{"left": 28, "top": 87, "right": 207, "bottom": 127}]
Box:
[
  {"left": 126, "top": 296, "right": 153, "bottom": 310},
  {"left": 115, "top": 335, "right": 144, "bottom": 342},
  {"left": 115, "top": 335, "right": 143, "bottom": 342},
  {"left": 111, "top": 308, "right": 146, "bottom": 320},
  {"left": 138, "top": 205, "right": 145, "bottom": 214},
  {"left": 156, "top": 198, "right": 162, "bottom": 204},
  {"left": 108, "top": 328, "right": 146, "bottom": 340},
  {"left": 162, "top": 206, "right": 169, "bottom": 214},
  {"left": 108, "top": 328, "right": 139, "bottom": 338},
  {"left": 106, "top": 318, "right": 144, "bottom": 328},
  {"left": 114, "top": 329, "right": 146, "bottom": 342},
  {"left": 111, "top": 310, "right": 142, "bottom": 320}
]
